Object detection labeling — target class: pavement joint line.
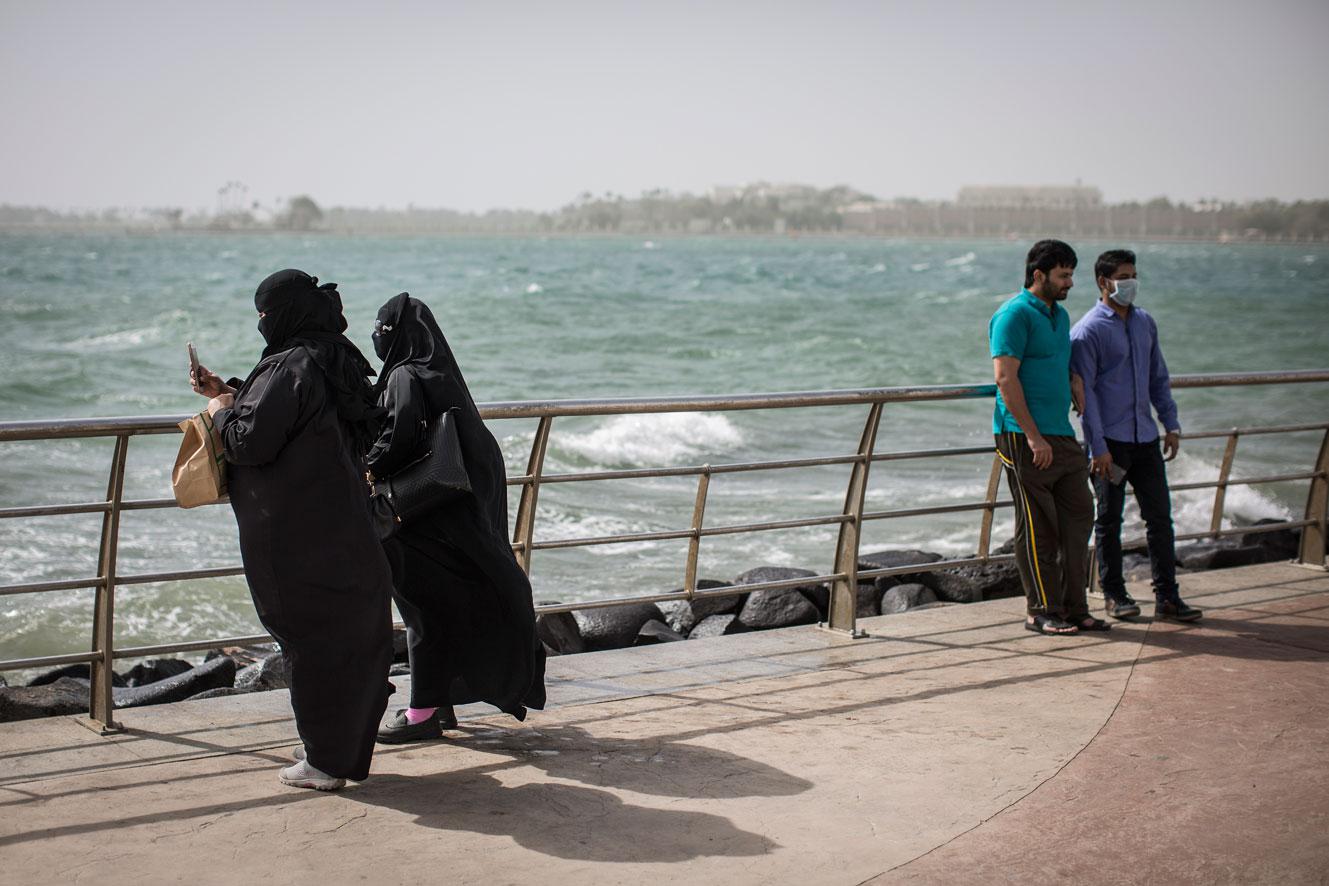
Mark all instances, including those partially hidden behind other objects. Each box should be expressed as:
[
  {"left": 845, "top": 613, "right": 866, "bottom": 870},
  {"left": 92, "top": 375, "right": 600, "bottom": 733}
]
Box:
[{"left": 871, "top": 599, "right": 1157, "bottom": 883}]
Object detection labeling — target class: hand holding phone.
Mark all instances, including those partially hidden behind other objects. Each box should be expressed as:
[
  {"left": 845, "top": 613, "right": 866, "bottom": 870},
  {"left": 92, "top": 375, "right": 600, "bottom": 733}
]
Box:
[{"left": 188, "top": 342, "right": 201, "bottom": 391}]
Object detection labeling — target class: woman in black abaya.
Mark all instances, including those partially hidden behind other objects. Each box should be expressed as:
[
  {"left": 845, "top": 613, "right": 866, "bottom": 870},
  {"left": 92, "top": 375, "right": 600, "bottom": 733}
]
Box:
[
  {"left": 366, "top": 293, "right": 545, "bottom": 742},
  {"left": 193, "top": 269, "right": 394, "bottom": 790}
]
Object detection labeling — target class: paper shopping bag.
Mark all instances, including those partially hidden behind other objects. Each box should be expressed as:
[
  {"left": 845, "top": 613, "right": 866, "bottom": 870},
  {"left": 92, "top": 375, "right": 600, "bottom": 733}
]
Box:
[{"left": 171, "top": 411, "right": 228, "bottom": 508}]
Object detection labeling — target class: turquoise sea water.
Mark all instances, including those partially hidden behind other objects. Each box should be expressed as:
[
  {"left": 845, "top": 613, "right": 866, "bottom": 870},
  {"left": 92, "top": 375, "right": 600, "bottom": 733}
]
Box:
[{"left": 1, "top": 233, "right": 1327, "bottom": 665}]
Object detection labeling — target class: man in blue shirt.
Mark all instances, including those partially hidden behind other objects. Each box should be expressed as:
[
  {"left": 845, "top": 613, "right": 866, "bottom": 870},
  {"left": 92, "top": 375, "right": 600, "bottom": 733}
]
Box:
[
  {"left": 990, "top": 240, "right": 1101, "bottom": 636},
  {"left": 1071, "top": 249, "right": 1201, "bottom": 622}
]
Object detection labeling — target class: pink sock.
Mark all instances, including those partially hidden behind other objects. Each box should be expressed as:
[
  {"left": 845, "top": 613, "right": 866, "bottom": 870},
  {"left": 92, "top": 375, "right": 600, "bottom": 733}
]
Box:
[{"left": 405, "top": 706, "right": 437, "bottom": 725}]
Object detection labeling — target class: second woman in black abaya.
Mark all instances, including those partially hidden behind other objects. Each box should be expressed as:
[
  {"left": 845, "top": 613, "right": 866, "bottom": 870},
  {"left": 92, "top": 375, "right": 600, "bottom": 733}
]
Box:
[{"left": 367, "top": 293, "right": 545, "bottom": 741}]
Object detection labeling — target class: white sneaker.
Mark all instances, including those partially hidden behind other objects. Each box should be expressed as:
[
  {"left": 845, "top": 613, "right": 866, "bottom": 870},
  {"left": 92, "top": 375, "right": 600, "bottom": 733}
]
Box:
[{"left": 278, "top": 759, "right": 345, "bottom": 791}]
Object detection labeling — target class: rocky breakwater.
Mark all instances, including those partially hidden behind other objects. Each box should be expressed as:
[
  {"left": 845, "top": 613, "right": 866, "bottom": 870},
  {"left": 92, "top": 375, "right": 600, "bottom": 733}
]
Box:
[
  {"left": 2, "top": 521, "right": 1301, "bottom": 722},
  {"left": 535, "top": 521, "right": 1306, "bottom": 657},
  {"left": 0, "top": 631, "right": 416, "bottom": 724}
]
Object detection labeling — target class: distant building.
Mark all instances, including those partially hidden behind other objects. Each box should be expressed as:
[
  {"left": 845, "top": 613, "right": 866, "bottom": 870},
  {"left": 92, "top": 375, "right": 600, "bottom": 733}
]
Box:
[{"left": 956, "top": 184, "right": 1103, "bottom": 210}]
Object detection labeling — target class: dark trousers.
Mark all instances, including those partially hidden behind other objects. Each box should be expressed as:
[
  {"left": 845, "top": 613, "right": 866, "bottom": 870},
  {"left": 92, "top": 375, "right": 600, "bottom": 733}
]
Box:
[
  {"left": 1093, "top": 437, "right": 1179, "bottom": 600},
  {"left": 996, "top": 432, "right": 1094, "bottom": 621}
]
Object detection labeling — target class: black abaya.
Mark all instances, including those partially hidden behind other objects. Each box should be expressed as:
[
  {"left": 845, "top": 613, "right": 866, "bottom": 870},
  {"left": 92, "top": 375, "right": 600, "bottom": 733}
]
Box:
[
  {"left": 367, "top": 294, "right": 545, "bottom": 720},
  {"left": 214, "top": 273, "right": 393, "bottom": 782}
]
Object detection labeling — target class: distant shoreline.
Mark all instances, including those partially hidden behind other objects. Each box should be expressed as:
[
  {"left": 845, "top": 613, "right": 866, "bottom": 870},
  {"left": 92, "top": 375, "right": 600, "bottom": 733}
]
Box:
[{"left": 1, "top": 226, "right": 1325, "bottom": 246}]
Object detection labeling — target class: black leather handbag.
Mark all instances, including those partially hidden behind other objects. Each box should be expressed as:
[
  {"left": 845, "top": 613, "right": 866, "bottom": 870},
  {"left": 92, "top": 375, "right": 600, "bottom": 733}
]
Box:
[{"left": 372, "top": 407, "right": 472, "bottom": 532}]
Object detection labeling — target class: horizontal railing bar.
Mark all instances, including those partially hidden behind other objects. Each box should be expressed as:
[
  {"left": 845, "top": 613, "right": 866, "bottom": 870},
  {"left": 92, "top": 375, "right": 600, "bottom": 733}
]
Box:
[
  {"left": 0, "top": 651, "right": 101, "bottom": 672},
  {"left": 112, "top": 633, "right": 276, "bottom": 659},
  {"left": 532, "top": 528, "right": 696, "bottom": 551},
  {"left": 120, "top": 497, "right": 192, "bottom": 512},
  {"left": 0, "top": 576, "right": 103, "bottom": 597},
  {"left": 857, "top": 554, "right": 1017, "bottom": 582},
  {"left": 538, "top": 454, "right": 863, "bottom": 485},
  {"left": 1181, "top": 423, "right": 1329, "bottom": 440},
  {"left": 699, "top": 514, "right": 850, "bottom": 537},
  {"left": 863, "top": 500, "right": 1014, "bottom": 521},
  {"left": 532, "top": 572, "right": 845, "bottom": 615},
  {"left": 0, "top": 501, "right": 111, "bottom": 519},
  {"left": 531, "top": 513, "right": 854, "bottom": 551},
  {"left": 1170, "top": 472, "right": 1321, "bottom": 493},
  {"left": 872, "top": 445, "right": 996, "bottom": 462},
  {"left": 535, "top": 582, "right": 748, "bottom": 615},
  {"left": 5, "top": 371, "right": 1321, "bottom": 443},
  {"left": 116, "top": 566, "right": 247, "bottom": 586}
]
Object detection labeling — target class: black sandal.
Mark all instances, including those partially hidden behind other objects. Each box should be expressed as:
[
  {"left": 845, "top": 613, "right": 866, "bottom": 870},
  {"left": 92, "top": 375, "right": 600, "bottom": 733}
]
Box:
[
  {"left": 1075, "top": 616, "right": 1112, "bottom": 632},
  {"left": 1025, "top": 615, "right": 1079, "bottom": 635}
]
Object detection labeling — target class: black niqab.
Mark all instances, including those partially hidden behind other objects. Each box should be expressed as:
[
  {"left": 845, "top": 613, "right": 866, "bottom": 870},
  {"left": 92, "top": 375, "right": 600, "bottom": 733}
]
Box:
[{"left": 254, "top": 269, "right": 383, "bottom": 456}]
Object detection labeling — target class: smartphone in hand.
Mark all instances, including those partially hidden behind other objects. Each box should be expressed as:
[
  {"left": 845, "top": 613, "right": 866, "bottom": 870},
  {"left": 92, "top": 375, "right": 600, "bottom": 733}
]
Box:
[
  {"left": 188, "top": 342, "right": 201, "bottom": 390},
  {"left": 1108, "top": 462, "right": 1128, "bottom": 486}
]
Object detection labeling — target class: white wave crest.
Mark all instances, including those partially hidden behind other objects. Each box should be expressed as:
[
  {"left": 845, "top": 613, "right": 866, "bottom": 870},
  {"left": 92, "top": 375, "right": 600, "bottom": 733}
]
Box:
[
  {"left": 559, "top": 413, "right": 743, "bottom": 466},
  {"left": 944, "top": 251, "right": 977, "bottom": 267}
]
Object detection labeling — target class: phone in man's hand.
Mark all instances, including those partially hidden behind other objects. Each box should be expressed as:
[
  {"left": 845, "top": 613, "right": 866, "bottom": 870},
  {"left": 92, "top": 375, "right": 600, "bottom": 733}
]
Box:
[
  {"left": 187, "top": 342, "right": 200, "bottom": 389},
  {"left": 1108, "top": 462, "right": 1128, "bottom": 486}
]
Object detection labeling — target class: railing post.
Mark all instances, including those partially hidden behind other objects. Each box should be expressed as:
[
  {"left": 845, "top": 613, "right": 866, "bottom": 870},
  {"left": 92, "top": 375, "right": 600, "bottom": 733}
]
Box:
[
  {"left": 87, "top": 434, "right": 128, "bottom": 734},
  {"left": 826, "top": 402, "right": 883, "bottom": 636},
  {"left": 1210, "top": 431, "right": 1240, "bottom": 537},
  {"left": 683, "top": 468, "right": 711, "bottom": 598},
  {"left": 1298, "top": 427, "right": 1329, "bottom": 567},
  {"left": 977, "top": 453, "right": 1003, "bottom": 559},
  {"left": 512, "top": 416, "right": 553, "bottom": 575}
]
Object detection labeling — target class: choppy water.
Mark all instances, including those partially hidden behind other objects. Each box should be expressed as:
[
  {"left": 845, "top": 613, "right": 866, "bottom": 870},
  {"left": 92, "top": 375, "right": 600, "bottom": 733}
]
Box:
[{"left": 2, "top": 232, "right": 1326, "bottom": 665}]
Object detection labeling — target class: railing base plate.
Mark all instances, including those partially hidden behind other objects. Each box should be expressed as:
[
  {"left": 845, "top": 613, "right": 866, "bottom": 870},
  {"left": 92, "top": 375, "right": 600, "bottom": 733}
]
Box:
[
  {"left": 816, "top": 623, "right": 870, "bottom": 640},
  {"left": 76, "top": 716, "right": 124, "bottom": 736}
]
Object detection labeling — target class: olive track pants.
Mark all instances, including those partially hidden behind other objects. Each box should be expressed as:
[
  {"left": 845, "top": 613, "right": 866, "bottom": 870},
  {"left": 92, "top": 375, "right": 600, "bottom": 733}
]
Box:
[{"left": 995, "top": 432, "right": 1094, "bottom": 622}]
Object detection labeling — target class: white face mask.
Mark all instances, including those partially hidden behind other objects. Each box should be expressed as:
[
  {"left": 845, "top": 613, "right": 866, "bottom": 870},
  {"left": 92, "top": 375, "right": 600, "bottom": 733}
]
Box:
[{"left": 1109, "top": 278, "right": 1138, "bottom": 306}]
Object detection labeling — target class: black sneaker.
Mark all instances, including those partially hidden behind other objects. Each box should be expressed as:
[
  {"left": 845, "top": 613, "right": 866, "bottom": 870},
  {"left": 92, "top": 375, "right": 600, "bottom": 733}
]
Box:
[
  {"left": 1155, "top": 596, "right": 1202, "bottom": 622},
  {"left": 1104, "top": 592, "right": 1141, "bottom": 620},
  {"left": 376, "top": 706, "right": 458, "bottom": 744}
]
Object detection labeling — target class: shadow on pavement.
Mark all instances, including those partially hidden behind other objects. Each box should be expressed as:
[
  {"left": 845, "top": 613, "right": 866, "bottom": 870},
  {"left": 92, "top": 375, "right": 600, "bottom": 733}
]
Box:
[{"left": 351, "top": 772, "right": 777, "bottom": 863}]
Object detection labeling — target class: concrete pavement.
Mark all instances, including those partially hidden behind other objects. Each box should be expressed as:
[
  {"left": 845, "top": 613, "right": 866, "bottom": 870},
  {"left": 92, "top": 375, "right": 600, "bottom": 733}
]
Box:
[{"left": 2, "top": 562, "right": 1326, "bottom": 885}]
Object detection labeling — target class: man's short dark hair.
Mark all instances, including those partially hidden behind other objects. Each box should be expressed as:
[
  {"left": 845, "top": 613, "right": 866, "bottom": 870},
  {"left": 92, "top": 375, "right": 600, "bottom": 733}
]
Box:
[
  {"left": 1095, "top": 248, "right": 1136, "bottom": 281},
  {"left": 1024, "top": 239, "right": 1078, "bottom": 287}
]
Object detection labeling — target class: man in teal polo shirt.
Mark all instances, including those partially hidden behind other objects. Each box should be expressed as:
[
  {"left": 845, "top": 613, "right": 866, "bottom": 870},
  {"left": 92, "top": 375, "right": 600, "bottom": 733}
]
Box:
[{"left": 990, "top": 239, "right": 1101, "bottom": 636}]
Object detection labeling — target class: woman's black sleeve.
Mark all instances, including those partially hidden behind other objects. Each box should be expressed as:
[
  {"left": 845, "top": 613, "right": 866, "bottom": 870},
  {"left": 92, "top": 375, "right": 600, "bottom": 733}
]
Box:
[
  {"left": 213, "top": 360, "right": 306, "bottom": 467},
  {"left": 365, "top": 369, "right": 428, "bottom": 478}
]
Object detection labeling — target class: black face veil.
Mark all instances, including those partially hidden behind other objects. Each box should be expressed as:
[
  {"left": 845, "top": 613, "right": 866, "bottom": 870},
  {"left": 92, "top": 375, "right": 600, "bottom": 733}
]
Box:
[
  {"left": 252, "top": 269, "right": 384, "bottom": 455},
  {"left": 371, "top": 292, "right": 469, "bottom": 404}
]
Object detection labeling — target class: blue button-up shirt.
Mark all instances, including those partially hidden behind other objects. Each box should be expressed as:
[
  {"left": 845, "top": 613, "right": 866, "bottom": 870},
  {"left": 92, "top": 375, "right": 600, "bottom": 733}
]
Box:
[{"left": 1070, "top": 301, "right": 1180, "bottom": 456}]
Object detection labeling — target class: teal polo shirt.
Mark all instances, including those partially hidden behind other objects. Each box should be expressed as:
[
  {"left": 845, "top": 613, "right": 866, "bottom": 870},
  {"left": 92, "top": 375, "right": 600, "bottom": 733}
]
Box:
[{"left": 989, "top": 289, "right": 1075, "bottom": 436}]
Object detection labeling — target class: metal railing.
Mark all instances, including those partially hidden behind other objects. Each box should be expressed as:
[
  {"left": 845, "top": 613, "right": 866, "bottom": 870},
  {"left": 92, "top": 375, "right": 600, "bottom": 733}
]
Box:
[{"left": 2, "top": 369, "right": 1327, "bottom": 732}]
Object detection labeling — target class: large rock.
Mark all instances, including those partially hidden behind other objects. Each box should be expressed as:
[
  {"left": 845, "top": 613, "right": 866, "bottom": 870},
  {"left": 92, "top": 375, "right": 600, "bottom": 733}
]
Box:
[
  {"left": 658, "top": 580, "right": 744, "bottom": 635},
  {"left": 573, "top": 602, "right": 665, "bottom": 651},
  {"left": 113, "top": 655, "right": 236, "bottom": 709},
  {"left": 0, "top": 677, "right": 89, "bottom": 722},
  {"left": 635, "top": 620, "right": 686, "bottom": 645},
  {"left": 734, "top": 566, "right": 827, "bottom": 617},
  {"left": 1238, "top": 519, "right": 1301, "bottom": 562},
  {"left": 880, "top": 582, "right": 938, "bottom": 614},
  {"left": 855, "top": 581, "right": 881, "bottom": 617},
  {"left": 27, "top": 664, "right": 126, "bottom": 688},
  {"left": 930, "top": 560, "right": 1023, "bottom": 603},
  {"left": 688, "top": 614, "right": 747, "bottom": 639},
  {"left": 735, "top": 588, "right": 821, "bottom": 631},
  {"left": 860, "top": 550, "right": 945, "bottom": 592},
  {"left": 122, "top": 658, "right": 193, "bottom": 688},
  {"left": 234, "top": 652, "right": 288, "bottom": 692},
  {"left": 1175, "top": 542, "right": 1267, "bottom": 571},
  {"left": 537, "top": 608, "right": 586, "bottom": 655},
  {"left": 189, "top": 687, "right": 243, "bottom": 700}
]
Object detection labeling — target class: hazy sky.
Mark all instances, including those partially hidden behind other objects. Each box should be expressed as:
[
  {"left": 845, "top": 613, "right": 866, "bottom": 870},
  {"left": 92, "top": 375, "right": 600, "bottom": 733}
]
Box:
[{"left": 2, "top": 0, "right": 1327, "bottom": 213}]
